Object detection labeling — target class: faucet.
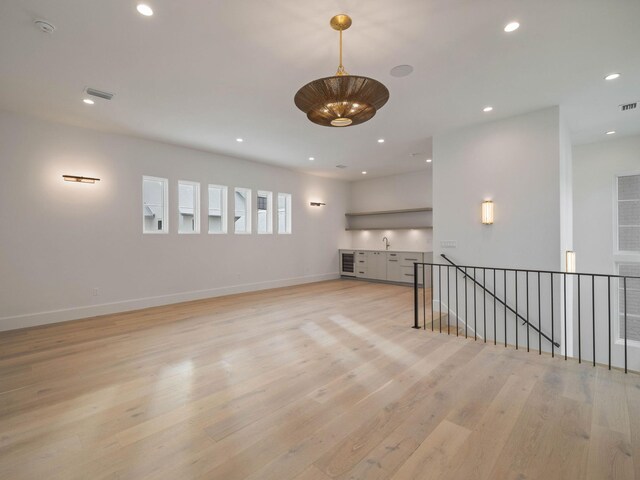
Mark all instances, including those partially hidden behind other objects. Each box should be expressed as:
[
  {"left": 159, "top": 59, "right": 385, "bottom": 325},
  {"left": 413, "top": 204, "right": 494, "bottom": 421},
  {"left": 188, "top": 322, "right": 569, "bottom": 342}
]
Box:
[{"left": 382, "top": 236, "right": 390, "bottom": 251}]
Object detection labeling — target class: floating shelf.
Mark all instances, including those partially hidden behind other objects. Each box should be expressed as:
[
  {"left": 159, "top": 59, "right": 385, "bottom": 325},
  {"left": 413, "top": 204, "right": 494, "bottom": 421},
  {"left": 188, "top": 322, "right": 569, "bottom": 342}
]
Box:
[
  {"left": 346, "top": 226, "right": 433, "bottom": 231},
  {"left": 345, "top": 207, "right": 433, "bottom": 217}
]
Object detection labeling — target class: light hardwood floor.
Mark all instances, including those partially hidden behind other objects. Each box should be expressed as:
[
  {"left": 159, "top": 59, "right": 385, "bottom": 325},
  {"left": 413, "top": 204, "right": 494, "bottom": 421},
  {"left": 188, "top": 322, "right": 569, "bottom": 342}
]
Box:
[{"left": 1, "top": 279, "right": 639, "bottom": 479}]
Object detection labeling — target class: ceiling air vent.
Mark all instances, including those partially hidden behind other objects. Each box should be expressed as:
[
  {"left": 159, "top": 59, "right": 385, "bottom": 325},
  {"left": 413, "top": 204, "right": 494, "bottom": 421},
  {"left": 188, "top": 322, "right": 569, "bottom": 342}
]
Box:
[
  {"left": 85, "top": 88, "right": 114, "bottom": 101},
  {"left": 336, "top": 165, "right": 347, "bottom": 169},
  {"left": 620, "top": 102, "right": 637, "bottom": 112}
]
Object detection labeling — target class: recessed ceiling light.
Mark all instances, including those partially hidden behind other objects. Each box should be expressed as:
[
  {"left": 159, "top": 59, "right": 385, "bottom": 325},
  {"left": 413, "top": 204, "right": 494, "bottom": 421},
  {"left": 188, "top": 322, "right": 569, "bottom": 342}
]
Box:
[
  {"left": 426, "top": 158, "right": 432, "bottom": 163},
  {"left": 390, "top": 65, "right": 414, "bottom": 78},
  {"left": 236, "top": 138, "right": 244, "bottom": 142},
  {"left": 83, "top": 98, "right": 95, "bottom": 105},
  {"left": 483, "top": 106, "right": 493, "bottom": 112},
  {"left": 606, "top": 130, "right": 616, "bottom": 135},
  {"left": 377, "top": 139, "right": 385, "bottom": 143},
  {"left": 362, "top": 171, "right": 367, "bottom": 175},
  {"left": 136, "top": 4, "right": 154, "bottom": 16},
  {"left": 309, "top": 157, "right": 315, "bottom": 161},
  {"left": 504, "top": 21, "right": 520, "bottom": 33},
  {"left": 605, "top": 73, "right": 621, "bottom": 81}
]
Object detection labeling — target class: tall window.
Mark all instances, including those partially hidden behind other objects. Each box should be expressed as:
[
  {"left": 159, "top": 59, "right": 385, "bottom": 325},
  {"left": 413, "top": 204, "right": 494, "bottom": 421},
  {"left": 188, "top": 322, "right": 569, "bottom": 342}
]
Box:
[
  {"left": 257, "top": 191, "right": 273, "bottom": 234},
  {"left": 617, "top": 174, "right": 640, "bottom": 253},
  {"left": 234, "top": 187, "right": 252, "bottom": 234},
  {"left": 616, "top": 174, "right": 640, "bottom": 342},
  {"left": 208, "top": 185, "right": 227, "bottom": 234},
  {"left": 278, "top": 193, "right": 292, "bottom": 234},
  {"left": 142, "top": 176, "right": 168, "bottom": 234},
  {"left": 178, "top": 181, "right": 200, "bottom": 234}
]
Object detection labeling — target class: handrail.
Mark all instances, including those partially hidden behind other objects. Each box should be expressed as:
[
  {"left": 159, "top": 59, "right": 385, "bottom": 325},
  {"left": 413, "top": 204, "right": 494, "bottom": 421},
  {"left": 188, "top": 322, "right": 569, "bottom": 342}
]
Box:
[{"left": 440, "top": 254, "right": 560, "bottom": 348}]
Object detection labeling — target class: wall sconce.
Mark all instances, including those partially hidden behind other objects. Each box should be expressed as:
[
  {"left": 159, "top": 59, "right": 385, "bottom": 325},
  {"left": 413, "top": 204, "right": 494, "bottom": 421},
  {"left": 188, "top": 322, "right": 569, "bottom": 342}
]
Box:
[
  {"left": 565, "top": 251, "right": 576, "bottom": 273},
  {"left": 481, "top": 200, "right": 494, "bottom": 224},
  {"left": 310, "top": 202, "right": 326, "bottom": 207},
  {"left": 63, "top": 175, "right": 100, "bottom": 184}
]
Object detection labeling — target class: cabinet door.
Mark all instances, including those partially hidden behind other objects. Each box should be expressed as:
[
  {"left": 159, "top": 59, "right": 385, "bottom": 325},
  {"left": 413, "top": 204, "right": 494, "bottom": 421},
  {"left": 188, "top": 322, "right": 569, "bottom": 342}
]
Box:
[
  {"left": 373, "top": 252, "right": 387, "bottom": 280},
  {"left": 387, "top": 253, "right": 402, "bottom": 282}
]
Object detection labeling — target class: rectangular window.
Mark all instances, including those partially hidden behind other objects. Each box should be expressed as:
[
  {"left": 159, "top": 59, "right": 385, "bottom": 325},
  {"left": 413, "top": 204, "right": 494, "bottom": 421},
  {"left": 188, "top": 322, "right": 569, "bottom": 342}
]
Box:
[
  {"left": 234, "top": 187, "right": 252, "bottom": 234},
  {"left": 278, "top": 193, "right": 292, "bottom": 234},
  {"left": 143, "top": 176, "right": 168, "bottom": 234},
  {"left": 617, "top": 174, "right": 640, "bottom": 253},
  {"left": 257, "top": 191, "right": 273, "bottom": 234},
  {"left": 178, "top": 181, "right": 200, "bottom": 234},
  {"left": 208, "top": 184, "right": 227, "bottom": 234}
]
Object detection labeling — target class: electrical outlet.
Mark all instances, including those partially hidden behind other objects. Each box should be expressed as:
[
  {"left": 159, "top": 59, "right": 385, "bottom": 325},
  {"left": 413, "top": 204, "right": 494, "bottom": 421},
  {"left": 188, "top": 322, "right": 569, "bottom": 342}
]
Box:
[
  {"left": 440, "top": 240, "right": 457, "bottom": 248},
  {"left": 92, "top": 288, "right": 99, "bottom": 297}
]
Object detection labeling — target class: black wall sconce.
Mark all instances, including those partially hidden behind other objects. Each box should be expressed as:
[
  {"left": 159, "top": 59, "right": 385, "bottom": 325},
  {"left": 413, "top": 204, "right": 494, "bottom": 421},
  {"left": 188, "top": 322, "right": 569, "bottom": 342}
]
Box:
[
  {"left": 310, "top": 202, "right": 326, "bottom": 207},
  {"left": 63, "top": 175, "right": 100, "bottom": 184}
]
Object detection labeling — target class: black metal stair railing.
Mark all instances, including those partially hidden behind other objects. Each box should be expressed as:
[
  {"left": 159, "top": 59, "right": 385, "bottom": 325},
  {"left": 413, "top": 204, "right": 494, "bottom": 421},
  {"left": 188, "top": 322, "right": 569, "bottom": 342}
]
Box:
[
  {"left": 412, "top": 255, "right": 640, "bottom": 373},
  {"left": 440, "top": 254, "right": 560, "bottom": 348}
]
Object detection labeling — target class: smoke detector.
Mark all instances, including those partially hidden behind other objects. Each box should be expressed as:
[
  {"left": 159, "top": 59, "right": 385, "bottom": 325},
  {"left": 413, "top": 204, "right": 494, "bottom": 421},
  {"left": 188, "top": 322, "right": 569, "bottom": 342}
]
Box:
[{"left": 34, "top": 20, "right": 56, "bottom": 33}]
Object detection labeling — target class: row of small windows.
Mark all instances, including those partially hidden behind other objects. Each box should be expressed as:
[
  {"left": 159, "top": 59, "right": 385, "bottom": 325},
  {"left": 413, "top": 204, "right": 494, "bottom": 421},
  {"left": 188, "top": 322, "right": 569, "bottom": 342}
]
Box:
[{"left": 142, "top": 176, "right": 292, "bottom": 235}]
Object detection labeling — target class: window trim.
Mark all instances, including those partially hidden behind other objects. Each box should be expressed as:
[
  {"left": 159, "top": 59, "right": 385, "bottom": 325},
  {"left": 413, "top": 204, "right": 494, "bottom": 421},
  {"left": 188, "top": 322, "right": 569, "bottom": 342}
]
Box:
[
  {"left": 277, "top": 192, "right": 292, "bottom": 235},
  {"left": 142, "top": 175, "right": 169, "bottom": 235},
  {"left": 257, "top": 190, "right": 273, "bottom": 234},
  {"left": 178, "top": 180, "right": 201, "bottom": 234},
  {"left": 613, "top": 172, "right": 640, "bottom": 255},
  {"left": 613, "top": 172, "right": 640, "bottom": 347},
  {"left": 207, "top": 184, "right": 228, "bottom": 235},
  {"left": 234, "top": 187, "right": 252, "bottom": 234}
]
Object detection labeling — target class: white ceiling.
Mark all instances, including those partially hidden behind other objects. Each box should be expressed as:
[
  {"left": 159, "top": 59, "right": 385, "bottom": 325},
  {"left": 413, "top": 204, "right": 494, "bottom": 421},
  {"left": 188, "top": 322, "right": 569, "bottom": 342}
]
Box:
[{"left": 0, "top": 0, "right": 639, "bottom": 180}]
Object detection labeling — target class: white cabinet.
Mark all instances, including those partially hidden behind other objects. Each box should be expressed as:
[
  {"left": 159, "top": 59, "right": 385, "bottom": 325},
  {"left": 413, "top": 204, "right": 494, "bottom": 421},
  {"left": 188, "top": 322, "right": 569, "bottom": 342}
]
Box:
[
  {"left": 345, "top": 250, "right": 427, "bottom": 285},
  {"left": 367, "top": 251, "right": 387, "bottom": 281},
  {"left": 355, "top": 251, "right": 368, "bottom": 278}
]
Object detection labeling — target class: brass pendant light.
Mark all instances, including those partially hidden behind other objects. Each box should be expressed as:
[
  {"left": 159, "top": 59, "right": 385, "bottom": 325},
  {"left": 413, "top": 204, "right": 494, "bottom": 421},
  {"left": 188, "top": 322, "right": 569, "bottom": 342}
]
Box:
[{"left": 294, "top": 14, "right": 389, "bottom": 128}]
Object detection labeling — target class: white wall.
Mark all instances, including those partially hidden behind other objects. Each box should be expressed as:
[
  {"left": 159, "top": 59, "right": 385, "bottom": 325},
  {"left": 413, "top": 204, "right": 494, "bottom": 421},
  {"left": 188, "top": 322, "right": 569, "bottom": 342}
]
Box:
[
  {"left": 348, "top": 170, "right": 433, "bottom": 252},
  {"left": 0, "top": 110, "right": 349, "bottom": 331},
  {"left": 431, "top": 107, "right": 569, "bottom": 354},
  {"left": 433, "top": 107, "right": 563, "bottom": 270}
]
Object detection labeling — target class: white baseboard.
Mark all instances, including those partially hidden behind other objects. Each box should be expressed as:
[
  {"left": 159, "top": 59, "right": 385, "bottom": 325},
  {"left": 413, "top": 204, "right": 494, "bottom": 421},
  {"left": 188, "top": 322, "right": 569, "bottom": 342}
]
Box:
[{"left": 0, "top": 272, "right": 340, "bottom": 332}]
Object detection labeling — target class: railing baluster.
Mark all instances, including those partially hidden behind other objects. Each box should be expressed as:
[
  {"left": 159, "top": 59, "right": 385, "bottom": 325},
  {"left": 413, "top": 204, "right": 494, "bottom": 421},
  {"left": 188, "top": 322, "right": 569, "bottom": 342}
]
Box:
[
  {"left": 551, "top": 273, "right": 554, "bottom": 358},
  {"left": 413, "top": 262, "right": 419, "bottom": 329},
  {"left": 563, "top": 273, "right": 567, "bottom": 360},
  {"left": 483, "top": 268, "right": 487, "bottom": 343},
  {"left": 515, "top": 270, "right": 519, "bottom": 350},
  {"left": 473, "top": 267, "right": 477, "bottom": 341},
  {"left": 464, "top": 267, "right": 468, "bottom": 339},
  {"left": 420, "top": 265, "right": 425, "bottom": 329},
  {"left": 526, "top": 272, "right": 530, "bottom": 353},
  {"left": 578, "top": 274, "right": 581, "bottom": 364},
  {"left": 624, "top": 277, "right": 628, "bottom": 374},
  {"left": 591, "top": 275, "right": 595, "bottom": 367},
  {"left": 438, "top": 265, "right": 442, "bottom": 333},
  {"left": 430, "top": 265, "right": 434, "bottom": 332},
  {"left": 455, "top": 266, "right": 459, "bottom": 337},
  {"left": 504, "top": 270, "right": 508, "bottom": 348},
  {"left": 447, "top": 266, "right": 451, "bottom": 335},
  {"left": 493, "top": 269, "right": 497, "bottom": 346},
  {"left": 538, "top": 272, "right": 542, "bottom": 355},
  {"left": 607, "top": 276, "right": 611, "bottom": 370}
]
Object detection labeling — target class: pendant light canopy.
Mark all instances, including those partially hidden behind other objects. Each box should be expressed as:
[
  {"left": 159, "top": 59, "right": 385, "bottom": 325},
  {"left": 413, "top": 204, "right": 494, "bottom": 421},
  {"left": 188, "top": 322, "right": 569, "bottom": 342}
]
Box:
[{"left": 294, "top": 14, "right": 389, "bottom": 128}]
